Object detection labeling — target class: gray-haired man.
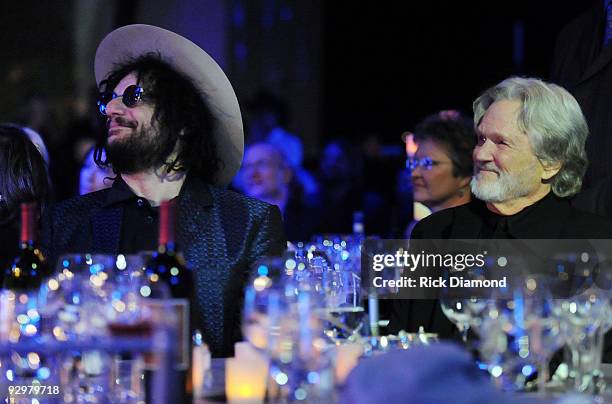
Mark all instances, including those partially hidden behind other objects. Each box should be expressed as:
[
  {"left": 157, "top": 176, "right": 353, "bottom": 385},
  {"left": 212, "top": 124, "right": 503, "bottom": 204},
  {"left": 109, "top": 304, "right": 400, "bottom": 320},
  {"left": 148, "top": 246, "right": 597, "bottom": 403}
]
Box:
[{"left": 390, "top": 77, "right": 612, "bottom": 362}]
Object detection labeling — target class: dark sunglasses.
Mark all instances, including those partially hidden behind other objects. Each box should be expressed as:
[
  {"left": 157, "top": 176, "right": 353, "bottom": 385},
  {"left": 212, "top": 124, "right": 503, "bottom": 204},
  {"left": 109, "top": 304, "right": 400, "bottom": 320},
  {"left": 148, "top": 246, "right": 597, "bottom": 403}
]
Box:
[{"left": 97, "top": 85, "right": 145, "bottom": 115}]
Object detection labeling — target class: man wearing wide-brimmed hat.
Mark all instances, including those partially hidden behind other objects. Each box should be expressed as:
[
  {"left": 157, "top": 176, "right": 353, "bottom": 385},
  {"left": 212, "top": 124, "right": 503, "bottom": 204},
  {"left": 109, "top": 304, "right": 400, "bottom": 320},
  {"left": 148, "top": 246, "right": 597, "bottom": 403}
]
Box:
[{"left": 41, "top": 25, "right": 286, "bottom": 357}]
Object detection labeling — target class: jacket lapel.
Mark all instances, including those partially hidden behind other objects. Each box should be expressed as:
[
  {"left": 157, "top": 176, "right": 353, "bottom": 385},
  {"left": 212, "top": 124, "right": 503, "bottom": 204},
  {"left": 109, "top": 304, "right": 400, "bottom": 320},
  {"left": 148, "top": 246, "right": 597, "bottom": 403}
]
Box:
[
  {"left": 176, "top": 177, "right": 228, "bottom": 345},
  {"left": 177, "top": 176, "right": 215, "bottom": 263}
]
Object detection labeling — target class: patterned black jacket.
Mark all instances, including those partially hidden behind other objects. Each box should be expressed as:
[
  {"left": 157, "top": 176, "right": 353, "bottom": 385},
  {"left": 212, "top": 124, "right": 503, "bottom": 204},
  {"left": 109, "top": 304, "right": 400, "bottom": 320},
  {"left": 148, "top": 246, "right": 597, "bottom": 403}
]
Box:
[{"left": 41, "top": 175, "right": 286, "bottom": 357}]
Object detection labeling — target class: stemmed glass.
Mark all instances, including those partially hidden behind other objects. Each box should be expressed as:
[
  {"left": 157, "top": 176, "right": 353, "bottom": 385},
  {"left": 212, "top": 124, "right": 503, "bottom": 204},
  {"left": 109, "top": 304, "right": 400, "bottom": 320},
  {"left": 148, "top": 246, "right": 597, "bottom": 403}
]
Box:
[
  {"left": 266, "top": 290, "right": 334, "bottom": 403},
  {"left": 241, "top": 253, "right": 338, "bottom": 402},
  {"left": 47, "top": 253, "right": 113, "bottom": 402},
  {"left": 51, "top": 254, "right": 110, "bottom": 342},
  {"left": 516, "top": 275, "right": 566, "bottom": 393},
  {"left": 440, "top": 298, "right": 474, "bottom": 343},
  {"left": 101, "top": 254, "right": 151, "bottom": 404},
  {"left": 306, "top": 239, "right": 366, "bottom": 344},
  {"left": 476, "top": 275, "right": 566, "bottom": 393},
  {"left": 554, "top": 285, "right": 609, "bottom": 394},
  {"left": 440, "top": 268, "right": 489, "bottom": 343},
  {"left": 242, "top": 256, "right": 295, "bottom": 351}
]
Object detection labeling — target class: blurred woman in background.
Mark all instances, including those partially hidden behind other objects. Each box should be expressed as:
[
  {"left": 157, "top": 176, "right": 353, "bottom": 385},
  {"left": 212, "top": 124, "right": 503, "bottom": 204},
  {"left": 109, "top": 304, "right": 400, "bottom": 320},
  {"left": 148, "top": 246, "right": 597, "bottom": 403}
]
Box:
[
  {"left": 0, "top": 124, "right": 51, "bottom": 268},
  {"left": 406, "top": 110, "right": 476, "bottom": 235}
]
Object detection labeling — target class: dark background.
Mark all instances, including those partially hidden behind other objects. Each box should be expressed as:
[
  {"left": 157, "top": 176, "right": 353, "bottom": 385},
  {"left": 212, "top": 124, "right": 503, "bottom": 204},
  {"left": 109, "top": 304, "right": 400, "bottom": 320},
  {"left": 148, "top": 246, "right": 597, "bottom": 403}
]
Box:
[
  {"left": 0, "top": 0, "right": 596, "bottom": 203},
  {"left": 0, "top": 1, "right": 593, "bottom": 146},
  {"left": 322, "top": 1, "right": 591, "bottom": 142}
]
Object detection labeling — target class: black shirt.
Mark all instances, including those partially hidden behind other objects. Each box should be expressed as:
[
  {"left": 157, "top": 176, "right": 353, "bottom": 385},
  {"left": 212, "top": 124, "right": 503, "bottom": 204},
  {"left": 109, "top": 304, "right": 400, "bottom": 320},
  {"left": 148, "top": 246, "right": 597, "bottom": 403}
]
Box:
[
  {"left": 411, "top": 191, "right": 612, "bottom": 240},
  {"left": 103, "top": 177, "right": 165, "bottom": 254}
]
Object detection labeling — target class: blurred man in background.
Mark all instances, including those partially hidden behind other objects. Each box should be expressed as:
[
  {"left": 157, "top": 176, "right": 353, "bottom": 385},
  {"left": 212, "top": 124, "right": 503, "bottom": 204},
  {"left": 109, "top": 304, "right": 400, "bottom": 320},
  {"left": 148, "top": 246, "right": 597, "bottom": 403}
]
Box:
[
  {"left": 241, "top": 142, "right": 319, "bottom": 242},
  {"left": 245, "top": 91, "right": 318, "bottom": 200}
]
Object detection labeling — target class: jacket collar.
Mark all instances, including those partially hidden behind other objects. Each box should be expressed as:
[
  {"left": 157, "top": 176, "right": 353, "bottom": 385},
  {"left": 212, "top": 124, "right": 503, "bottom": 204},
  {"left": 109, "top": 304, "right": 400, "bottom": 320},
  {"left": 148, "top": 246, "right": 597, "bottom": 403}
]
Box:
[
  {"left": 178, "top": 174, "right": 213, "bottom": 208},
  {"left": 102, "top": 176, "right": 136, "bottom": 207},
  {"left": 102, "top": 174, "right": 214, "bottom": 208}
]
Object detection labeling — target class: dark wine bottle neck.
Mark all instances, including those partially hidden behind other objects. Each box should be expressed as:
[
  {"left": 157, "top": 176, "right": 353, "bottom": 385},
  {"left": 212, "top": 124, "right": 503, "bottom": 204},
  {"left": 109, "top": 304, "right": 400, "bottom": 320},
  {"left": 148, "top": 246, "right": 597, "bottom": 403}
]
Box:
[{"left": 159, "top": 200, "right": 176, "bottom": 246}]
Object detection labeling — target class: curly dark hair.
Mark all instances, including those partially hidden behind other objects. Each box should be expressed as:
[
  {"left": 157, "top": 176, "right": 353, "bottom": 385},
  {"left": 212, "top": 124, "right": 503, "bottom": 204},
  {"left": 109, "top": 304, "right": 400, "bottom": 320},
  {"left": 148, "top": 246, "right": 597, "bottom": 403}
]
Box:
[
  {"left": 413, "top": 111, "right": 476, "bottom": 178},
  {"left": 94, "top": 53, "right": 221, "bottom": 183},
  {"left": 0, "top": 124, "right": 50, "bottom": 224}
]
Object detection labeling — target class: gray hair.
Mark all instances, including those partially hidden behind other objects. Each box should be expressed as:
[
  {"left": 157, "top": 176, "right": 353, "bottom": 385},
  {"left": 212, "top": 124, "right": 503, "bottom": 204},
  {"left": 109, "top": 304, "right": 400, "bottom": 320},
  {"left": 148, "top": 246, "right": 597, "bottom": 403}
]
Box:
[{"left": 473, "top": 77, "right": 588, "bottom": 197}]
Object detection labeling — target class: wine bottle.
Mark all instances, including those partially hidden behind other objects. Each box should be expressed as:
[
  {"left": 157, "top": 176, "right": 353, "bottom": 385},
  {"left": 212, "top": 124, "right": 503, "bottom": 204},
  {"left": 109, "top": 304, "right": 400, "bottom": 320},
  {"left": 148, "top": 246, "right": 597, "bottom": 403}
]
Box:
[
  {"left": 142, "top": 200, "right": 195, "bottom": 402},
  {"left": 145, "top": 200, "right": 193, "bottom": 299},
  {"left": 143, "top": 199, "right": 194, "bottom": 368},
  {"left": 3, "top": 202, "right": 48, "bottom": 290}
]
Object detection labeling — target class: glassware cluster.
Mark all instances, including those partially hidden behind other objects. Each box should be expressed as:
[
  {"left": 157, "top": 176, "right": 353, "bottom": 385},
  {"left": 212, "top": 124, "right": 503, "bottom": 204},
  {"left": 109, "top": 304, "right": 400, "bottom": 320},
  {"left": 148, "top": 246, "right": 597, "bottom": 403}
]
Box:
[
  {"left": 439, "top": 253, "right": 612, "bottom": 397},
  {"left": 0, "top": 253, "right": 177, "bottom": 403}
]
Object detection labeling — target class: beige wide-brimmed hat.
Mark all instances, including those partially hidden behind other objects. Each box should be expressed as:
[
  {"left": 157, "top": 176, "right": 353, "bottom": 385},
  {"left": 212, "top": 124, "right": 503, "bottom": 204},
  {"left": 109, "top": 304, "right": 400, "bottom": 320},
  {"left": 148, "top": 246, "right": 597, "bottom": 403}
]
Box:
[{"left": 94, "top": 24, "right": 243, "bottom": 185}]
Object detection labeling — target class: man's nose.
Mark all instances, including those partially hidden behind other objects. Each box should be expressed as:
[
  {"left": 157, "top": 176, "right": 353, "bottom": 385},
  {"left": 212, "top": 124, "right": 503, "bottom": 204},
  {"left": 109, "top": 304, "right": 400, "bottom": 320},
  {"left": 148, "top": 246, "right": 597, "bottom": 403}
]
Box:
[
  {"left": 473, "top": 142, "right": 493, "bottom": 163},
  {"left": 105, "top": 97, "right": 125, "bottom": 117}
]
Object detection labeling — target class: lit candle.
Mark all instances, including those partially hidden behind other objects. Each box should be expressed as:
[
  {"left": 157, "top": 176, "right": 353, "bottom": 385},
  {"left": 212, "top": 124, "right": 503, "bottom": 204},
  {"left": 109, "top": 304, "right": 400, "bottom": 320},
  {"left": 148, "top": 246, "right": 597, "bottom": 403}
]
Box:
[{"left": 225, "top": 357, "right": 268, "bottom": 404}]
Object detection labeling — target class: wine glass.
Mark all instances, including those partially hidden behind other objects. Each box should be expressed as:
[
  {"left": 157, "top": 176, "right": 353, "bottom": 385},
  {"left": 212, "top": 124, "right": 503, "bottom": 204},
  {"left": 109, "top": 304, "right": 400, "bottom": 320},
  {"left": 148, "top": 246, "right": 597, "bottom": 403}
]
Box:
[
  {"left": 266, "top": 290, "right": 334, "bottom": 403},
  {"left": 440, "top": 268, "right": 489, "bottom": 343},
  {"left": 516, "top": 275, "right": 566, "bottom": 393},
  {"left": 475, "top": 275, "right": 566, "bottom": 393},
  {"left": 101, "top": 254, "right": 150, "bottom": 403},
  {"left": 242, "top": 256, "right": 295, "bottom": 351},
  {"left": 53, "top": 254, "right": 128, "bottom": 403},
  {"left": 440, "top": 298, "right": 473, "bottom": 343},
  {"left": 306, "top": 240, "right": 366, "bottom": 344},
  {"left": 554, "top": 286, "right": 608, "bottom": 394},
  {"left": 51, "top": 254, "right": 111, "bottom": 341}
]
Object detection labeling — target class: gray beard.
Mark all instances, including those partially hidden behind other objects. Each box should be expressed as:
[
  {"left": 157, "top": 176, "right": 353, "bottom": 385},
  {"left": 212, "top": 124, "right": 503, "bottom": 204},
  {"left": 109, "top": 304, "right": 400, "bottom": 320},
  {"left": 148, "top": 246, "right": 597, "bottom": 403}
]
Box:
[{"left": 470, "top": 171, "right": 536, "bottom": 203}]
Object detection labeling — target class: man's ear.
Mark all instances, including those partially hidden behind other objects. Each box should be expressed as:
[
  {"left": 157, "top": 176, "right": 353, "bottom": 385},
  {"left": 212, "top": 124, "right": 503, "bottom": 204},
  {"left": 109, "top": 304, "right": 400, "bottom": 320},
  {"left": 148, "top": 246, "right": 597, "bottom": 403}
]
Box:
[{"left": 541, "top": 160, "right": 562, "bottom": 181}]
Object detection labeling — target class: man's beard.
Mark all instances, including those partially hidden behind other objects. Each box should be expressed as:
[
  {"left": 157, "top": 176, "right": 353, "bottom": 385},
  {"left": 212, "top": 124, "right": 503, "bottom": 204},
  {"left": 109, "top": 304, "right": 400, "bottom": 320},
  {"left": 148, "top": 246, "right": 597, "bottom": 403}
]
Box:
[
  {"left": 106, "top": 119, "right": 176, "bottom": 174},
  {"left": 470, "top": 163, "right": 540, "bottom": 203}
]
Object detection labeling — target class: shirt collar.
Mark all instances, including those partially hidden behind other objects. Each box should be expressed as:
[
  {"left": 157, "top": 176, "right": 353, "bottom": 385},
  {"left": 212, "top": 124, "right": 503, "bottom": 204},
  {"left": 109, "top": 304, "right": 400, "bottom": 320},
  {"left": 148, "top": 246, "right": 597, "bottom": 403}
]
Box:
[
  {"left": 481, "top": 192, "right": 568, "bottom": 238},
  {"left": 103, "top": 176, "right": 137, "bottom": 207},
  {"left": 102, "top": 174, "right": 214, "bottom": 208}
]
